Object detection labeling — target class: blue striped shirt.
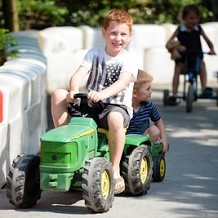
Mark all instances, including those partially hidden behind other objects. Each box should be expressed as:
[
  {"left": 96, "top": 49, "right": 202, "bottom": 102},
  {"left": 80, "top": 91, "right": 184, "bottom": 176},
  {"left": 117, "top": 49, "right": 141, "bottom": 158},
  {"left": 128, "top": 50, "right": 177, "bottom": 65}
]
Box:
[{"left": 126, "top": 101, "right": 161, "bottom": 135}]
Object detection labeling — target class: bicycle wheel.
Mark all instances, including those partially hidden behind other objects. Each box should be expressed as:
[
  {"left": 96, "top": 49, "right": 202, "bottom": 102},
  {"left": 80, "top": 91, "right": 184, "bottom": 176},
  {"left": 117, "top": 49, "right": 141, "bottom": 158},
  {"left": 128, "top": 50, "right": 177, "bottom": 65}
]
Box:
[
  {"left": 186, "top": 84, "right": 194, "bottom": 112},
  {"left": 163, "top": 89, "right": 169, "bottom": 105},
  {"left": 216, "top": 89, "right": 218, "bottom": 107}
]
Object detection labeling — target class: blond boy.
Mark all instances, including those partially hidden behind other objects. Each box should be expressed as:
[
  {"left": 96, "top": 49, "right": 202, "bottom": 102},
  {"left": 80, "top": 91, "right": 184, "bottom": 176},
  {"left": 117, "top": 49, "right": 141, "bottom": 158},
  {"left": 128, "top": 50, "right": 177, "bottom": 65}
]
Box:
[{"left": 127, "top": 70, "right": 168, "bottom": 153}]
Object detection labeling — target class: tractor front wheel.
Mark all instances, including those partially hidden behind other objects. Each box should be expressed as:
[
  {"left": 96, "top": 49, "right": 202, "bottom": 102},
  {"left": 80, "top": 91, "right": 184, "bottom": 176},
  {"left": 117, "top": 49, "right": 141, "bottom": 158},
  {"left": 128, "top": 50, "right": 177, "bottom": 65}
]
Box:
[
  {"left": 82, "top": 157, "right": 114, "bottom": 213},
  {"left": 6, "top": 154, "right": 41, "bottom": 208}
]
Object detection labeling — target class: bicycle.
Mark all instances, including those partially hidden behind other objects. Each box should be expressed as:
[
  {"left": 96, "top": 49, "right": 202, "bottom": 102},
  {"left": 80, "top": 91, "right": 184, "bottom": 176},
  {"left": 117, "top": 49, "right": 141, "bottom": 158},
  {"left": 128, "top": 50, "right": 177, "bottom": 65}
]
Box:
[{"left": 163, "top": 51, "right": 217, "bottom": 112}]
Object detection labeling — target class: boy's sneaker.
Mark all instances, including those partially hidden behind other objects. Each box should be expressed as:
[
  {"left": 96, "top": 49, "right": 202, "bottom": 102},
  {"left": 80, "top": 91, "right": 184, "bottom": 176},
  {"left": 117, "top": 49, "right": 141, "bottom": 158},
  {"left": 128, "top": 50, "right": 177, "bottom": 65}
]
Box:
[
  {"left": 168, "top": 96, "right": 178, "bottom": 106},
  {"left": 200, "top": 87, "right": 213, "bottom": 98}
]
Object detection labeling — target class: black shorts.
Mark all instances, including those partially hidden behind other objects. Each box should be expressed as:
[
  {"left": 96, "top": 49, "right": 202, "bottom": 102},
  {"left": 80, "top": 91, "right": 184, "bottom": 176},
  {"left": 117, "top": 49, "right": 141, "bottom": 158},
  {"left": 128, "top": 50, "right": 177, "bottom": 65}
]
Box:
[
  {"left": 176, "top": 51, "right": 203, "bottom": 71},
  {"left": 91, "top": 104, "right": 130, "bottom": 130}
]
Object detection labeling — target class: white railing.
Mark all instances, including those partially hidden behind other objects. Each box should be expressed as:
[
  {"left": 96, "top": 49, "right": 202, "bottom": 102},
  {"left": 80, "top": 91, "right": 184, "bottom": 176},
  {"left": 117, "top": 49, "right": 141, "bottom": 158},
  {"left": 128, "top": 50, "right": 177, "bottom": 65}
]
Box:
[{"left": 0, "top": 31, "right": 47, "bottom": 188}]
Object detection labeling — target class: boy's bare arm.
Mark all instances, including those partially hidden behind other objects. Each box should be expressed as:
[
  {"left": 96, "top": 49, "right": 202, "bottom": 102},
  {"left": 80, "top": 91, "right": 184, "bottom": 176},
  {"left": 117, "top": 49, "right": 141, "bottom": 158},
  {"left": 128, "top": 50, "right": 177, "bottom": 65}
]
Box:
[
  {"left": 69, "top": 66, "right": 89, "bottom": 91},
  {"left": 155, "top": 119, "right": 167, "bottom": 141},
  {"left": 201, "top": 29, "right": 216, "bottom": 54},
  {"left": 67, "top": 66, "right": 89, "bottom": 103},
  {"left": 155, "top": 119, "right": 168, "bottom": 153},
  {"left": 166, "top": 29, "right": 179, "bottom": 50}
]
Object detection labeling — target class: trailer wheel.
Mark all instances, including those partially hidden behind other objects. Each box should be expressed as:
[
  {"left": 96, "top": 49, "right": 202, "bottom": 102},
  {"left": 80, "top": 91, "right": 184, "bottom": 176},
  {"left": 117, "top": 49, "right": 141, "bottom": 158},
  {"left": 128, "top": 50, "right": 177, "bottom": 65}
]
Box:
[
  {"left": 153, "top": 154, "right": 166, "bottom": 182},
  {"left": 121, "top": 144, "right": 153, "bottom": 196}
]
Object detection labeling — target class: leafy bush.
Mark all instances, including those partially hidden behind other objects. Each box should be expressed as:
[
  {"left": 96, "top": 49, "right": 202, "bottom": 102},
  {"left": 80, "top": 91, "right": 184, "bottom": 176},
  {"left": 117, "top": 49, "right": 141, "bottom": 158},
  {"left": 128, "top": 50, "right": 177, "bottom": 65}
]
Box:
[
  {"left": 17, "top": 0, "right": 69, "bottom": 29},
  {"left": 0, "top": 28, "right": 18, "bottom": 65},
  {"left": 0, "top": 0, "right": 216, "bottom": 30}
]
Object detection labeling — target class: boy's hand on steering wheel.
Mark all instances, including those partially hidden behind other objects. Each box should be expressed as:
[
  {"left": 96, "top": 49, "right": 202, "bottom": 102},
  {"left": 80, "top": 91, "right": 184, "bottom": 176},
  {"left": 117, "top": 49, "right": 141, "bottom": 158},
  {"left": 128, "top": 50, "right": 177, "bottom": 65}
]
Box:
[
  {"left": 208, "top": 49, "right": 216, "bottom": 55},
  {"left": 66, "top": 90, "right": 79, "bottom": 103},
  {"left": 88, "top": 91, "right": 103, "bottom": 103}
]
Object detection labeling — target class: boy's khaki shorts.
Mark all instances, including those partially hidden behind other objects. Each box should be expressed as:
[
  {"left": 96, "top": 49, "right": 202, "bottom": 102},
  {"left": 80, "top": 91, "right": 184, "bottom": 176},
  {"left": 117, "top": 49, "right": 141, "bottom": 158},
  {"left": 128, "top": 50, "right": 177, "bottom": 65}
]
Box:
[{"left": 94, "top": 104, "right": 130, "bottom": 130}]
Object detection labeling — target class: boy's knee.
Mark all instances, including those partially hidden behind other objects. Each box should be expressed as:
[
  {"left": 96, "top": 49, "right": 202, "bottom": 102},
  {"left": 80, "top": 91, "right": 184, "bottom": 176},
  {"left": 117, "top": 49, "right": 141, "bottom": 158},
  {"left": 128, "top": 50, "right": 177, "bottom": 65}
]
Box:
[
  {"left": 108, "top": 111, "right": 123, "bottom": 122},
  {"left": 52, "top": 89, "right": 68, "bottom": 101},
  {"left": 108, "top": 112, "right": 124, "bottom": 128},
  {"left": 147, "top": 125, "right": 160, "bottom": 141}
]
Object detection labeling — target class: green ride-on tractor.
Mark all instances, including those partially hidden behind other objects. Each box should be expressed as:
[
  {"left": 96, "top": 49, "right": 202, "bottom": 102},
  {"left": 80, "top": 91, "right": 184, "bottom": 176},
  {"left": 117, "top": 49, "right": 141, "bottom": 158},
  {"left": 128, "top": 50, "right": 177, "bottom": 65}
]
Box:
[{"left": 6, "top": 93, "right": 166, "bottom": 213}]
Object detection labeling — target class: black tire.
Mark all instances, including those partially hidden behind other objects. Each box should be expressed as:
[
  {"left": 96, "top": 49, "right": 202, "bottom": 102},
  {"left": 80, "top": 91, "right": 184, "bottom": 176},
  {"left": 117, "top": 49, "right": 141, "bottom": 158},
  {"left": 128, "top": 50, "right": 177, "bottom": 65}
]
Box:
[
  {"left": 186, "top": 84, "right": 194, "bottom": 112},
  {"left": 216, "top": 89, "right": 218, "bottom": 107},
  {"left": 82, "top": 157, "right": 114, "bottom": 213},
  {"left": 6, "top": 154, "right": 41, "bottom": 208},
  {"left": 121, "top": 144, "right": 153, "bottom": 196},
  {"left": 153, "top": 154, "right": 166, "bottom": 182},
  {"left": 163, "top": 89, "right": 169, "bottom": 106}
]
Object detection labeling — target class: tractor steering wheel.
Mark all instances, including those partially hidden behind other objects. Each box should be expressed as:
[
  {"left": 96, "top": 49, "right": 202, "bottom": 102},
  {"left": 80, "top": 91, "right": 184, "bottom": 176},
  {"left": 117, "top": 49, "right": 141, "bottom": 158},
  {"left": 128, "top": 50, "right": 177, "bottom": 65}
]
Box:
[
  {"left": 67, "top": 93, "right": 104, "bottom": 117},
  {"left": 74, "top": 93, "right": 89, "bottom": 116}
]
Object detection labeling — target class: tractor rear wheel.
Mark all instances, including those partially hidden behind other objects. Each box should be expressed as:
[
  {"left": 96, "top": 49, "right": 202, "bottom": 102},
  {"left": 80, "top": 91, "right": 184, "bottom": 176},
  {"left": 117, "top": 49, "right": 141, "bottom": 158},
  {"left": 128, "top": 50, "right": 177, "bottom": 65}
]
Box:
[
  {"left": 82, "top": 157, "right": 114, "bottom": 213},
  {"left": 6, "top": 154, "right": 41, "bottom": 208},
  {"left": 121, "top": 144, "right": 153, "bottom": 196}
]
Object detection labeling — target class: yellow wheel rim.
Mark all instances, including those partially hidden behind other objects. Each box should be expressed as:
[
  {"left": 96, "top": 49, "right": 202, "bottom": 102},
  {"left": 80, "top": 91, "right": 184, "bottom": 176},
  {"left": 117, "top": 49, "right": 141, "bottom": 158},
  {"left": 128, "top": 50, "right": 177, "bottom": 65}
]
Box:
[
  {"left": 140, "top": 157, "right": 148, "bottom": 184},
  {"left": 160, "top": 159, "right": 165, "bottom": 177},
  {"left": 101, "top": 170, "right": 110, "bottom": 199}
]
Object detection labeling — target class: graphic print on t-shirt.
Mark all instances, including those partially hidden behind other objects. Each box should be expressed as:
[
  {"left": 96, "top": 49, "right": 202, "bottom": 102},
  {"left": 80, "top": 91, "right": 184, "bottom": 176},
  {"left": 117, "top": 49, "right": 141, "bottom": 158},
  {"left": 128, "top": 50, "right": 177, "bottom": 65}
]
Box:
[
  {"left": 86, "top": 54, "right": 124, "bottom": 104},
  {"left": 87, "top": 56, "right": 122, "bottom": 90},
  {"left": 104, "top": 63, "right": 121, "bottom": 87}
]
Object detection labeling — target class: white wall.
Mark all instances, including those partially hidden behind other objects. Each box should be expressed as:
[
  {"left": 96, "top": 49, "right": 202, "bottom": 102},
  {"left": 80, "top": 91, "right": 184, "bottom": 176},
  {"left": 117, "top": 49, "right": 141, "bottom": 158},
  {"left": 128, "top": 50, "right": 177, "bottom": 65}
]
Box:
[
  {"left": 38, "top": 23, "right": 218, "bottom": 93},
  {"left": 38, "top": 27, "right": 84, "bottom": 93}
]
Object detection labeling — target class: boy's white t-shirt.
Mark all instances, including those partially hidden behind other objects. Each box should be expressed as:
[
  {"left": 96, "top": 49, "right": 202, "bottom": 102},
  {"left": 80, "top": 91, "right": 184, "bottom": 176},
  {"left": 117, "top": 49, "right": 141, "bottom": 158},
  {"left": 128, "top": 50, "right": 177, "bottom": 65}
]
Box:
[{"left": 81, "top": 47, "right": 138, "bottom": 118}]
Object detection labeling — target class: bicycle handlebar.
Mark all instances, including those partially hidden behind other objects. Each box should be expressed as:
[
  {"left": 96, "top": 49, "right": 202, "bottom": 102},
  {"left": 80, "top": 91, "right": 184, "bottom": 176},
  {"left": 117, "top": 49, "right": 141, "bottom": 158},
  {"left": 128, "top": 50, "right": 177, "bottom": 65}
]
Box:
[{"left": 181, "top": 50, "right": 216, "bottom": 56}]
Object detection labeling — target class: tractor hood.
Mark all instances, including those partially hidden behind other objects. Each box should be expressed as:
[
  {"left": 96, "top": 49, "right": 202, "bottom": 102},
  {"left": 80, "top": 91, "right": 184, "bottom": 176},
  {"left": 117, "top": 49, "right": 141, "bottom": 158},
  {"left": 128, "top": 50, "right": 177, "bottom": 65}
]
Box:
[{"left": 41, "top": 117, "right": 97, "bottom": 143}]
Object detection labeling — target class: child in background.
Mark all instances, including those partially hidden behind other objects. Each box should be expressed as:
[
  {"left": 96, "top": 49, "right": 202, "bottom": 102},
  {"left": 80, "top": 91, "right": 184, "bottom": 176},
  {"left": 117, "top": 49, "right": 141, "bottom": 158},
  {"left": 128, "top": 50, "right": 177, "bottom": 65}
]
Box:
[
  {"left": 166, "top": 4, "right": 216, "bottom": 102},
  {"left": 51, "top": 9, "right": 138, "bottom": 194},
  {"left": 126, "top": 70, "right": 168, "bottom": 154}
]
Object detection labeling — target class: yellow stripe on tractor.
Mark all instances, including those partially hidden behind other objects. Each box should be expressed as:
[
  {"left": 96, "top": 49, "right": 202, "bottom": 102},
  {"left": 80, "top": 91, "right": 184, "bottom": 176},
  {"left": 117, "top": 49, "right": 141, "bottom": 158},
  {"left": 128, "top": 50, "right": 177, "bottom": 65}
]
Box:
[{"left": 71, "top": 128, "right": 95, "bottom": 139}]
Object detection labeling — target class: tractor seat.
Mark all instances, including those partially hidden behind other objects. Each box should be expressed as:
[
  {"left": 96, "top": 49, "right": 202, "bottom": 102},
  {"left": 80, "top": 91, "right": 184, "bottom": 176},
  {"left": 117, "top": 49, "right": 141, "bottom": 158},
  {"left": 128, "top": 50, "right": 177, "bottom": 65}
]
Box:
[
  {"left": 98, "top": 128, "right": 109, "bottom": 137},
  {"left": 98, "top": 127, "right": 128, "bottom": 138}
]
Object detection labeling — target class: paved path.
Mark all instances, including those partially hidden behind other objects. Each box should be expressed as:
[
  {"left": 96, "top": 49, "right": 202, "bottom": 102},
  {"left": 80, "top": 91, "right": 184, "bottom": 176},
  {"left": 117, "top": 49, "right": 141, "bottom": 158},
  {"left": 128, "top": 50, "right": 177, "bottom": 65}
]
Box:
[{"left": 0, "top": 83, "right": 218, "bottom": 218}]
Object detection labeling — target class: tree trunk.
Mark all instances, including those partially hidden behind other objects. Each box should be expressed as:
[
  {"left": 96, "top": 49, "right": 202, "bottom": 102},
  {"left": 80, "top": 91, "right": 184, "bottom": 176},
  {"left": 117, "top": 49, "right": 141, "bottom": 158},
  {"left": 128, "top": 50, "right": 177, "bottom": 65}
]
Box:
[{"left": 2, "top": 0, "right": 19, "bottom": 32}]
